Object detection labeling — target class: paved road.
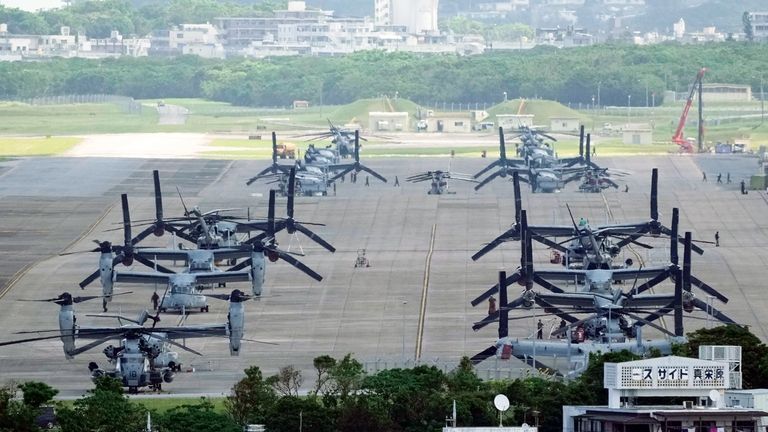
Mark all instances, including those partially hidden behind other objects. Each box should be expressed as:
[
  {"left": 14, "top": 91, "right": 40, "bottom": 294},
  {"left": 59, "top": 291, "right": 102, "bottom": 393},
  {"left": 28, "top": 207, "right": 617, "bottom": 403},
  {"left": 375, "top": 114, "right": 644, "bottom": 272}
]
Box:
[{"left": 0, "top": 153, "right": 766, "bottom": 397}]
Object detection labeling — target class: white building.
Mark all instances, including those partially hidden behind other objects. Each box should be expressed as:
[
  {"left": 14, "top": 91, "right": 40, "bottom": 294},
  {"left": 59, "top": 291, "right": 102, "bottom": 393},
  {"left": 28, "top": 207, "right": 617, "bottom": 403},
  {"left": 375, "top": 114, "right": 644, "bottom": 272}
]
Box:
[
  {"left": 748, "top": 11, "right": 768, "bottom": 41},
  {"left": 374, "top": 0, "right": 439, "bottom": 34}
]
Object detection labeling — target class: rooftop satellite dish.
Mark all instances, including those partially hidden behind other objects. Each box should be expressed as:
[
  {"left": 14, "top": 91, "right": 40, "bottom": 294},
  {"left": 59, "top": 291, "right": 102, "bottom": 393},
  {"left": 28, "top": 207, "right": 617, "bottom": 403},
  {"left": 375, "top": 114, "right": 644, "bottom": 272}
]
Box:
[
  {"left": 494, "top": 394, "right": 510, "bottom": 411},
  {"left": 493, "top": 394, "right": 510, "bottom": 427},
  {"left": 709, "top": 389, "right": 720, "bottom": 402}
]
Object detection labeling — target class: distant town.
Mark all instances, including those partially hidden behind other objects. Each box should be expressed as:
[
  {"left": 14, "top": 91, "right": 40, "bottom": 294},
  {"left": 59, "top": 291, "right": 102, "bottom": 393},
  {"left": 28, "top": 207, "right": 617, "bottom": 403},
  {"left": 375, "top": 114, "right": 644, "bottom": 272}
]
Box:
[{"left": 0, "top": 0, "right": 767, "bottom": 61}]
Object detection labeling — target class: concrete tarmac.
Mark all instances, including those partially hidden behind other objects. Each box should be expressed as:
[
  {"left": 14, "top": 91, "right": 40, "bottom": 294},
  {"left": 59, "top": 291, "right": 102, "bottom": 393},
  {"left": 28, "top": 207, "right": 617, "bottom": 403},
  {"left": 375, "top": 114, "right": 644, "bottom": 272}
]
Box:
[{"left": 0, "top": 153, "right": 766, "bottom": 397}]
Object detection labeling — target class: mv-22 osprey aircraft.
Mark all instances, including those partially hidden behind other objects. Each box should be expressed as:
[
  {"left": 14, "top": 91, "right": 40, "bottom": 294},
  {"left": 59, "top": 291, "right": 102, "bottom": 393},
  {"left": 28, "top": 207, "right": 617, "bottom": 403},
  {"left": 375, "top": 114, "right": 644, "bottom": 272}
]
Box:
[
  {"left": 0, "top": 289, "right": 257, "bottom": 393},
  {"left": 77, "top": 189, "right": 327, "bottom": 313},
  {"left": 468, "top": 209, "right": 736, "bottom": 375}
]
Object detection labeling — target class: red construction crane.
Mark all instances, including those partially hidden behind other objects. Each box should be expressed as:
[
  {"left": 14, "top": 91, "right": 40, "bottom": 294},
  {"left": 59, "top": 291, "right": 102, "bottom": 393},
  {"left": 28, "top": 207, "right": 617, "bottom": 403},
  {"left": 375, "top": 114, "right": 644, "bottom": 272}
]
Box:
[{"left": 672, "top": 68, "right": 707, "bottom": 153}]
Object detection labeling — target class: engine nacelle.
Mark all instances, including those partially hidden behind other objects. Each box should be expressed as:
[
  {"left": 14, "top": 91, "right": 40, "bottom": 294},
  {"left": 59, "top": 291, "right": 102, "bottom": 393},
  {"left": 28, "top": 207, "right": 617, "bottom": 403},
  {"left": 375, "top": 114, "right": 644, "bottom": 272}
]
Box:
[
  {"left": 227, "top": 290, "right": 246, "bottom": 356},
  {"left": 58, "top": 306, "right": 76, "bottom": 359},
  {"left": 99, "top": 252, "right": 115, "bottom": 301},
  {"left": 250, "top": 252, "right": 265, "bottom": 296}
]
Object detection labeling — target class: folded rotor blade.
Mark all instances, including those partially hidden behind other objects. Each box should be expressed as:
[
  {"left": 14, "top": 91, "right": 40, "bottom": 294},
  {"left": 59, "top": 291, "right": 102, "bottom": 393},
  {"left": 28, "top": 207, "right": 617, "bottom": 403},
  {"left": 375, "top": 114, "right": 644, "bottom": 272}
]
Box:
[
  {"left": 473, "top": 170, "right": 503, "bottom": 191},
  {"left": 470, "top": 271, "right": 522, "bottom": 307},
  {"left": 294, "top": 223, "right": 336, "bottom": 253},
  {"left": 70, "top": 335, "right": 122, "bottom": 356},
  {"left": 133, "top": 254, "right": 176, "bottom": 274},
  {"left": 79, "top": 269, "right": 101, "bottom": 289},
  {"left": 358, "top": 164, "right": 388, "bottom": 183},
  {"left": 470, "top": 346, "right": 498, "bottom": 365}
]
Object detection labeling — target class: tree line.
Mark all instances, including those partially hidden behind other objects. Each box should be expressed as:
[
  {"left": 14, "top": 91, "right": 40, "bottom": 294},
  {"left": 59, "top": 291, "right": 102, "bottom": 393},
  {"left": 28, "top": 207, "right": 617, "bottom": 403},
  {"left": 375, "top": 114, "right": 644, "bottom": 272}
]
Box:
[
  {"left": 0, "top": 43, "right": 765, "bottom": 108},
  {"left": 0, "top": 0, "right": 282, "bottom": 38},
  {"left": 2, "top": 325, "right": 768, "bottom": 432}
]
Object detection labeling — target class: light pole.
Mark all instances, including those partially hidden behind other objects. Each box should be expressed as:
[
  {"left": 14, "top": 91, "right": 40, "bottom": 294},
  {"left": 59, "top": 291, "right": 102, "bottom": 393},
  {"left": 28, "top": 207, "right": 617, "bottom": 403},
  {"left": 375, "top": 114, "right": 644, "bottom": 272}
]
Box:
[
  {"left": 503, "top": 91, "right": 508, "bottom": 102},
  {"left": 750, "top": 75, "right": 764, "bottom": 124},
  {"left": 627, "top": 94, "right": 632, "bottom": 124},
  {"left": 591, "top": 95, "right": 595, "bottom": 110},
  {"left": 402, "top": 300, "right": 408, "bottom": 361},
  {"left": 597, "top": 81, "right": 601, "bottom": 109}
]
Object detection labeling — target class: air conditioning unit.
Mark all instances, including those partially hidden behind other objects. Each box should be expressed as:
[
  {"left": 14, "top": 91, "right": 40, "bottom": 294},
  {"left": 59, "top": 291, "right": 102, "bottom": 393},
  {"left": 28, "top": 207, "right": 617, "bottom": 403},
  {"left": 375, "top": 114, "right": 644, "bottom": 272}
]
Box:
[{"left": 683, "top": 401, "right": 693, "bottom": 409}]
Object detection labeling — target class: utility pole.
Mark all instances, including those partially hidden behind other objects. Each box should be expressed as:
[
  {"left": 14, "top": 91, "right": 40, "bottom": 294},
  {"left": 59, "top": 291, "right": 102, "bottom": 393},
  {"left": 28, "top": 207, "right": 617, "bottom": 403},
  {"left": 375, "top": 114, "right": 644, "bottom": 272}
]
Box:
[
  {"left": 698, "top": 73, "right": 704, "bottom": 152},
  {"left": 760, "top": 75, "right": 765, "bottom": 124}
]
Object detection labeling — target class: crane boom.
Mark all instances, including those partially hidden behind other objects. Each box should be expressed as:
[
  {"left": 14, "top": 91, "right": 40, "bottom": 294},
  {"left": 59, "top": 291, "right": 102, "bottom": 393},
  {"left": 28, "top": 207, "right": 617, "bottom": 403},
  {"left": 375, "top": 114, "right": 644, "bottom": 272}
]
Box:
[{"left": 672, "top": 68, "right": 706, "bottom": 152}]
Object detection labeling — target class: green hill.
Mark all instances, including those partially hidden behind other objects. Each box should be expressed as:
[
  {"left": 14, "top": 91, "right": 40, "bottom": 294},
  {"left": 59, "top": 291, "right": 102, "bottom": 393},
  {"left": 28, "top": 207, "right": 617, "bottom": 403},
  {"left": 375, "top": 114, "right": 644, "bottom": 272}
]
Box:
[
  {"left": 325, "top": 98, "right": 420, "bottom": 126},
  {"left": 487, "top": 99, "right": 590, "bottom": 125}
]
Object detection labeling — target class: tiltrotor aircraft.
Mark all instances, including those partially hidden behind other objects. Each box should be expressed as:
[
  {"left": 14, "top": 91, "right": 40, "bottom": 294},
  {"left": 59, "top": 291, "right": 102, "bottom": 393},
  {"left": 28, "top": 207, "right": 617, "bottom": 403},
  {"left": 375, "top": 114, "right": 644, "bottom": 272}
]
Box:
[{"left": 468, "top": 210, "right": 735, "bottom": 376}]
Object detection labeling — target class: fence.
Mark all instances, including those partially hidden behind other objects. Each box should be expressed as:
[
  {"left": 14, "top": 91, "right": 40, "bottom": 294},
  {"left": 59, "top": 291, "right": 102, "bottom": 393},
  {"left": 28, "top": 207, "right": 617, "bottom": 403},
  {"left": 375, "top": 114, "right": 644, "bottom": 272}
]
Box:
[{"left": 2, "top": 94, "right": 142, "bottom": 114}]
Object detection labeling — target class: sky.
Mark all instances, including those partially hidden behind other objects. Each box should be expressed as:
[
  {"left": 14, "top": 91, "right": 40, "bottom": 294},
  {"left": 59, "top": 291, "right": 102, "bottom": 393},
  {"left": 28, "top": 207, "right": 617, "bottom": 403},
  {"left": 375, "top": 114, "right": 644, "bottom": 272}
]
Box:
[{"left": 0, "top": 0, "right": 64, "bottom": 11}]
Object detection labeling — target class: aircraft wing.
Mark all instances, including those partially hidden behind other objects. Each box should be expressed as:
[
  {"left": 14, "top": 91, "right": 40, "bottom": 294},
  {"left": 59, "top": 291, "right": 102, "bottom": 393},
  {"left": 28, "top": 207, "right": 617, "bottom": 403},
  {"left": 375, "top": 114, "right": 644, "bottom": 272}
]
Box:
[
  {"left": 114, "top": 271, "right": 171, "bottom": 285},
  {"left": 210, "top": 248, "right": 253, "bottom": 260},
  {"left": 623, "top": 294, "right": 676, "bottom": 308},
  {"left": 135, "top": 248, "right": 192, "bottom": 261},
  {"left": 609, "top": 266, "right": 672, "bottom": 281},
  {"left": 194, "top": 270, "right": 251, "bottom": 285},
  {"left": 527, "top": 225, "right": 576, "bottom": 237},
  {"left": 536, "top": 293, "right": 596, "bottom": 308}
]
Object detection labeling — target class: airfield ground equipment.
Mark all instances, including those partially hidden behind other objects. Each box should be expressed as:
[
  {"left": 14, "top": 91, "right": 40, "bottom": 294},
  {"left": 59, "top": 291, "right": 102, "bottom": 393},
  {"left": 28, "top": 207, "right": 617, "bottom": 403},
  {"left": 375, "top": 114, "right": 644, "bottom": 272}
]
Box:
[
  {"left": 672, "top": 67, "right": 707, "bottom": 153},
  {"left": 355, "top": 249, "right": 370, "bottom": 268}
]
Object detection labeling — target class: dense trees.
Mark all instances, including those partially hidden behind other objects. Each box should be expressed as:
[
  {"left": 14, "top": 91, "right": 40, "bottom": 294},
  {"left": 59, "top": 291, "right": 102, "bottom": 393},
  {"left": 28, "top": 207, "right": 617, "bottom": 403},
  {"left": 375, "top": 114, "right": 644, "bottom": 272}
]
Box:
[
  {"left": 0, "top": 0, "right": 280, "bottom": 37},
  {"left": 0, "top": 43, "right": 766, "bottom": 108},
  {"left": 3, "top": 326, "right": 768, "bottom": 431}
]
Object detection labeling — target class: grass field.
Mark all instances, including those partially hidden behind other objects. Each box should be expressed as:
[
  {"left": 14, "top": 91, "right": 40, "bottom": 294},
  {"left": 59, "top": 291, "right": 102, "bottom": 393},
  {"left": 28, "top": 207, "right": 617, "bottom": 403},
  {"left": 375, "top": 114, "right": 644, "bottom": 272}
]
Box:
[
  {"left": 0, "top": 102, "right": 159, "bottom": 135},
  {"left": 0, "top": 98, "right": 765, "bottom": 153},
  {"left": 0, "top": 137, "right": 82, "bottom": 156}
]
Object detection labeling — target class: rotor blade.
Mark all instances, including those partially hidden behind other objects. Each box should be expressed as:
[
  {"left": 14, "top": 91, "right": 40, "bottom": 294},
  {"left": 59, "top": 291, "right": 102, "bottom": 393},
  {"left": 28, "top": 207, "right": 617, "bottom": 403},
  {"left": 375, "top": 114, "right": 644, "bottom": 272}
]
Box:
[
  {"left": 287, "top": 168, "right": 295, "bottom": 219},
  {"left": 121, "top": 194, "right": 132, "bottom": 248},
  {"left": 271, "top": 249, "right": 323, "bottom": 282},
  {"left": 470, "top": 227, "right": 519, "bottom": 261},
  {"left": 473, "top": 170, "right": 503, "bottom": 191},
  {"left": 513, "top": 172, "right": 522, "bottom": 224},
  {"left": 153, "top": 170, "right": 163, "bottom": 224},
  {"left": 268, "top": 189, "right": 276, "bottom": 237},
  {"left": 690, "top": 298, "right": 737, "bottom": 324},
  {"left": 622, "top": 311, "right": 676, "bottom": 337},
  {"left": 150, "top": 333, "right": 204, "bottom": 356},
  {"left": 469, "top": 271, "right": 522, "bottom": 306},
  {"left": 241, "top": 338, "right": 280, "bottom": 346},
  {"left": 529, "top": 233, "right": 569, "bottom": 253},
  {"left": 632, "top": 268, "right": 674, "bottom": 295},
  {"left": 0, "top": 333, "right": 77, "bottom": 347},
  {"left": 294, "top": 223, "right": 336, "bottom": 253},
  {"left": 470, "top": 346, "right": 498, "bottom": 365},
  {"left": 329, "top": 166, "right": 354, "bottom": 182},
  {"left": 473, "top": 160, "right": 500, "bottom": 179},
  {"left": 357, "top": 164, "right": 388, "bottom": 183},
  {"left": 650, "top": 168, "right": 658, "bottom": 221},
  {"left": 688, "top": 275, "right": 728, "bottom": 304},
  {"left": 271, "top": 131, "right": 278, "bottom": 163},
  {"left": 228, "top": 258, "right": 253, "bottom": 272},
  {"left": 133, "top": 254, "right": 176, "bottom": 274},
  {"left": 70, "top": 335, "right": 122, "bottom": 356},
  {"left": 176, "top": 186, "right": 190, "bottom": 216},
  {"left": 79, "top": 269, "right": 101, "bottom": 289}
]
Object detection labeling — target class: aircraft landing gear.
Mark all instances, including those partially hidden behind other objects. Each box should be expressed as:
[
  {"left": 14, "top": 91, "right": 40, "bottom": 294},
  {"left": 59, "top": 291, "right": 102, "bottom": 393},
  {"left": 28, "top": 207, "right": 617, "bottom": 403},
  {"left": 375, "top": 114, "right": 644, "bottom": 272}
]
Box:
[
  {"left": 128, "top": 386, "right": 138, "bottom": 394},
  {"left": 201, "top": 306, "right": 209, "bottom": 313}
]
